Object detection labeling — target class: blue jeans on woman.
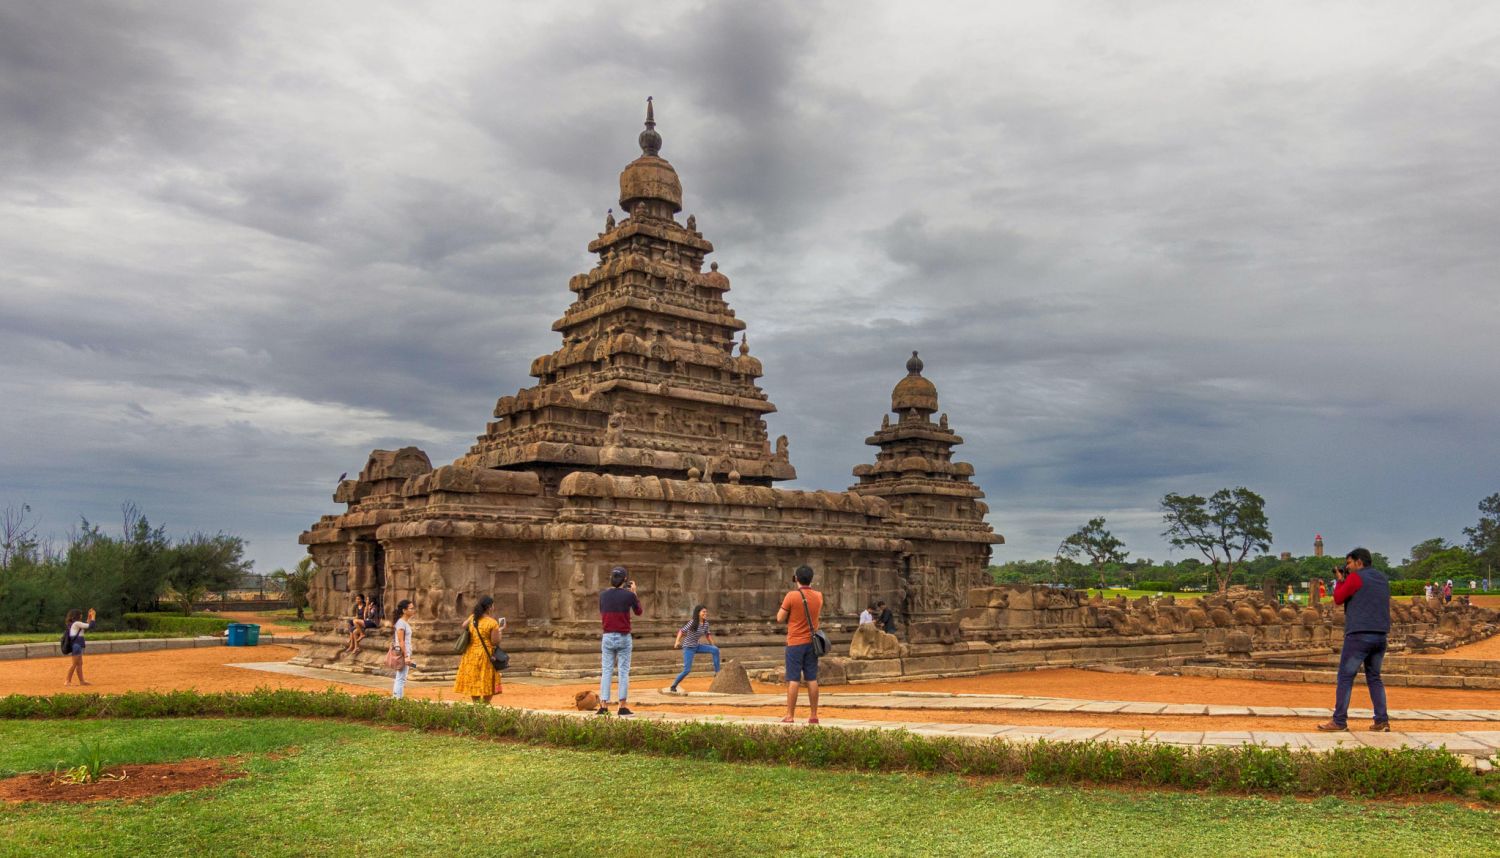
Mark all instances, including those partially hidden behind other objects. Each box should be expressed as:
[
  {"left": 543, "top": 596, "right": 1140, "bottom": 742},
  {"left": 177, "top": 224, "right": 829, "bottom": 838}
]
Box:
[
  {"left": 671, "top": 643, "right": 721, "bottom": 688},
  {"left": 1332, "top": 631, "right": 1388, "bottom": 726},
  {"left": 392, "top": 665, "right": 409, "bottom": 699},
  {"left": 600, "top": 632, "right": 634, "bottom": 703}
]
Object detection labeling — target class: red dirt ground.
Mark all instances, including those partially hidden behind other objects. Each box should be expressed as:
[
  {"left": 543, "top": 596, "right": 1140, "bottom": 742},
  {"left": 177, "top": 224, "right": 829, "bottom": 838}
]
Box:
[
  {"left": 0, "top": 757, "right": 243, "bottom": 804},
  {"left": 4, "top": 644, "right": 1497, "bottom": 734}
]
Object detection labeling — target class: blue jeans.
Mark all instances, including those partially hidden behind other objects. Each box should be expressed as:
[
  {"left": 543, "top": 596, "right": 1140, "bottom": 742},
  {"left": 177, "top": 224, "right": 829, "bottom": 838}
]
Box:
[
  {"left": 671, "top": 643, "right": 721, "bottom": 687},
  {"left": 392, "top": 665, "right": 409, "bottom": 699},
  {"left": 1332, "top": 632, "right": 1388, "bottom": 725},
  {"left": 600, "top": 632, "right": 633, "bottom": 703}
]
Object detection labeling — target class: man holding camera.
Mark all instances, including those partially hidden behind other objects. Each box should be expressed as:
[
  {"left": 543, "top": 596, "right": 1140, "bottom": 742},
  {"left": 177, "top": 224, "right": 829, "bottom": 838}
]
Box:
[
  {"left": 1317, "top": 547, "right": 1391, "bottom": 732},
  {"left": 599, "top": 565, "right": 642, "bottom": 717},
  {"left": 775, "top": 564, "right": 823, "bottom": 724}
]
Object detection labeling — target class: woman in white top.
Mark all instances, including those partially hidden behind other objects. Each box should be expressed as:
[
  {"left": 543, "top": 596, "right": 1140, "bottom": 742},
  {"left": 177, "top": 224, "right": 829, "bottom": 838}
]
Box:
[
  {"left": 390, "top": 599, "right": 416, "bottom": 698},
  {"left": 64, "top": 608, "right": 96, "bottom": 686}
]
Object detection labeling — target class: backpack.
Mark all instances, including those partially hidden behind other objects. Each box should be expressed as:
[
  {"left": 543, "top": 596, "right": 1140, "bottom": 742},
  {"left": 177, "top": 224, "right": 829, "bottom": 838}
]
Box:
[{"left": 60, "top": 630, "right": 72, "bottom": 655}]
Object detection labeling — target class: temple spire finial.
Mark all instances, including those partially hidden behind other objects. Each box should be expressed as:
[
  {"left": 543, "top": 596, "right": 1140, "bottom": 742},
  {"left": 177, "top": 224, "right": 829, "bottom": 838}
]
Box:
[{"left": 639, "top": 96, "right": 662, "bottom": 156}]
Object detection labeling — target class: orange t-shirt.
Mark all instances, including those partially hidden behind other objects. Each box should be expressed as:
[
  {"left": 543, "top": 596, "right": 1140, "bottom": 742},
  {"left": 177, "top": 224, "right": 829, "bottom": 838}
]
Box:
[{"left": 780, "top": 587, "right": 823, "bottom": 646}]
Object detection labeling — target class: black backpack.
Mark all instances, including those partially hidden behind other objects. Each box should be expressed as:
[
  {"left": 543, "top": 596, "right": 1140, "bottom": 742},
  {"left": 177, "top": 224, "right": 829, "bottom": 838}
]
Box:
[{"left": 60, "top": 630, "right": 72, "bottom": 655}]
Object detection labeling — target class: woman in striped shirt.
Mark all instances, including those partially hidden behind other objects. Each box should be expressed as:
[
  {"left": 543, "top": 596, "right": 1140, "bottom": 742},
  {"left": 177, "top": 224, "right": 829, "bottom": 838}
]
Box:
[{"left": 669, "top": 604, "right": 720, "bottom": 693}]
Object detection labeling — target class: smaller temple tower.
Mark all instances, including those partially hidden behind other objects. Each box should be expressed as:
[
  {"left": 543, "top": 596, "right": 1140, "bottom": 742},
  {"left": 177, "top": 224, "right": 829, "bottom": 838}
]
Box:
[
  {"left": 851, "top": 352, "right": 1001, "bottom": 620},
  {"left": 1314, "top": 534, "right": 1324, "bottom": 557}
]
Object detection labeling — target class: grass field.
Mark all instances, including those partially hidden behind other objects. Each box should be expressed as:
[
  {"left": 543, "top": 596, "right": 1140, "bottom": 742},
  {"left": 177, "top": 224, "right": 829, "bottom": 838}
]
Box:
[{"left": 1, "top": 718, "right": 1495, "bottom": 857}]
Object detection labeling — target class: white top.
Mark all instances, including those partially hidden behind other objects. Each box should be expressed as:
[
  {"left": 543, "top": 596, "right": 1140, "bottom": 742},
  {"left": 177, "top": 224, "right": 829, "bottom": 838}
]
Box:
[
  {"left": 69, "top": 620, "right": 92, "bottom": 639},
  {"left": 858, "top": 610, "right": 875, "bottom": 625},
  {"left": 394, "top": 618, "right": 414, "bottom": 657}
]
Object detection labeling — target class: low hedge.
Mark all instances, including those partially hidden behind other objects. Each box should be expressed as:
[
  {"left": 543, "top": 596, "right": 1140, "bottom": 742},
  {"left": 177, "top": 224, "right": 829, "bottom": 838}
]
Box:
[
  {"left": 121, "top": 613, "right": 231, "bottom": 636},
  {"left": 0, "top": 689, "right": 1491, "bottom": 800}
]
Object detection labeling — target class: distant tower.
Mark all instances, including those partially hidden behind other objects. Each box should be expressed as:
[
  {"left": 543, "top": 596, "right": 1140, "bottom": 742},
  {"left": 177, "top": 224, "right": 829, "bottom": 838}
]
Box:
[{"left": 1314, "top": 534, "right": 1324, "bottom": 557}]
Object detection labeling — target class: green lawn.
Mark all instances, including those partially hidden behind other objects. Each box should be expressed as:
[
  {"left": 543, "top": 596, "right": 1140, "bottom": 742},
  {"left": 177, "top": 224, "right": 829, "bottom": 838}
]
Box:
[{"left": 0, "top": 719, "right": 1495, "bottom": 857}]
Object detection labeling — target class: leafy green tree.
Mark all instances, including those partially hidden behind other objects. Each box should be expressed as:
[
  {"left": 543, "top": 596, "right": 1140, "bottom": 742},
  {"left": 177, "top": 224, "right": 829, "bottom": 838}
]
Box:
[
  {"left": 165, "top": 533, "right": 252, "bottom": 615},
  {"left": 270, "top": 557, "right": 318, "bottom": 619},
  {"left": 1405, "top": 547, "right": 1478, "bottom": 586},
  {"left": 1160, "top": 487, "right": 1273, "bottom": 594},
  {"left": 1406, "top": 537, "right": 1450, "bottom": 567},
  {"left": 119, "top": 503, "right": 171, "bottom": 613},
  {"left": 1464, "top": 493, "right": 1500, "bottom": 580},
  {"left": 1057, "top": 517, "right": 1129, "bottom": 588}
]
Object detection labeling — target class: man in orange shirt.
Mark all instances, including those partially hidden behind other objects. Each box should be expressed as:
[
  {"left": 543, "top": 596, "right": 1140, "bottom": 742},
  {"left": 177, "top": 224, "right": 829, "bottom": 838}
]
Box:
[{"left": 775, "top": 564, "right": 823, "bottom": 724}]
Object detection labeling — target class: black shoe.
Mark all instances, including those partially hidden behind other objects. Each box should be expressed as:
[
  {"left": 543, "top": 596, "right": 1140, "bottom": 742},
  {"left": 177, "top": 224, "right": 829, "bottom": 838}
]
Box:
[
  {"left": 596, "top": 706, "right": 610, "bottom": 716},
  {"left": 667, "top": 686, "right": 679, "bottom": 694},
  {"left": 617, "top": 706, "right": 634, "bottom": 717}
]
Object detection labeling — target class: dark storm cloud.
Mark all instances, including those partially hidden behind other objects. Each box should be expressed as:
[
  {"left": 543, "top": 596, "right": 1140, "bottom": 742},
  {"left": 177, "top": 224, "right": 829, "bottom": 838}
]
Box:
[
  {"left": 3, "top": 2, "right": 1499, "bottom": 573},
  {"left": 0, "top": 1, "right": 244, "bottom": 173}
]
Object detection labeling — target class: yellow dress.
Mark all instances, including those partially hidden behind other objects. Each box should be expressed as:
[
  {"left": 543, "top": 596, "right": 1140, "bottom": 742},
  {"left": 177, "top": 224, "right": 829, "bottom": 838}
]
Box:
[{"left": 452, "top": 615, "right": 500, "bottom": 697}]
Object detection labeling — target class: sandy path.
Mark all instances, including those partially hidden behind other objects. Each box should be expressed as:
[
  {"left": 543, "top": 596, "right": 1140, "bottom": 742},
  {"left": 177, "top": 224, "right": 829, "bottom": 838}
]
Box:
[{"left": 4, "top": 647, "right": 1495, "bottom": 734}]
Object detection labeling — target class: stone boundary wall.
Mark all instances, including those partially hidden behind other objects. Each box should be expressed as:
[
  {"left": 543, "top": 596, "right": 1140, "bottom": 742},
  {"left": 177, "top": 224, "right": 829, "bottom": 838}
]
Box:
[{"left": 0, "top": 634, "right": 308, "bottom": 661}]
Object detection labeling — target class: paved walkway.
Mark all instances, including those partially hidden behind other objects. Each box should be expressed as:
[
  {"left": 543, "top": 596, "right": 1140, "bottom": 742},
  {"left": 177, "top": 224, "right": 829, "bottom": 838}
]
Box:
[
  {"left": 235, "top": 661, "right": 1500, "bottom": 766},
  {"left": 553, "top": 707, "right": 1500, "bottom": 767},
  {"left": 637, "top": 688, "right": 1500, "bottom": 723}
]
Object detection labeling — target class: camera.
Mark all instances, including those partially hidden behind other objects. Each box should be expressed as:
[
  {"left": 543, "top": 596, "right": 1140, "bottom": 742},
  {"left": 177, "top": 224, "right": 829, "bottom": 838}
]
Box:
[{"left": 1333, "top": 564, "right": 1348, "bottom": 577}]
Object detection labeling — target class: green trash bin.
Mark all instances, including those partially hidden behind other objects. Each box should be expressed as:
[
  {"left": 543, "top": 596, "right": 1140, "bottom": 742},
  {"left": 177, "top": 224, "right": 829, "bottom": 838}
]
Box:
[
  {"left": 226, "top": 623, "right": 248, "bottom": 646},
  {"left": 244, "top": 624, "right": 261, "bottom": 646}
]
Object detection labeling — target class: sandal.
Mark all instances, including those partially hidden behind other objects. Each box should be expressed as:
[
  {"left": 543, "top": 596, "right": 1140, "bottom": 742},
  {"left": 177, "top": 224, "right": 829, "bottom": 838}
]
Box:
[
  {"left": 808, "top": 717, "right": 819, "bottom": 725},
  {"left": 780, "top": 716, "right": 795, "bottom": 723}
]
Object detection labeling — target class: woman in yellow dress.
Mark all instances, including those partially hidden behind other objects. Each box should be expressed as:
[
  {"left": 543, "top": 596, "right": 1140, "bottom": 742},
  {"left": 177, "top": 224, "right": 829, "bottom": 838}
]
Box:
[{"left": 453, "top": 595, "right": 502, "bottom": 703}]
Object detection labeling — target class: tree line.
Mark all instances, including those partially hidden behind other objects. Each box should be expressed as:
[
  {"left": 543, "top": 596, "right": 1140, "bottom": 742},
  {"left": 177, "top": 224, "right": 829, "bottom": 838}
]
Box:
[
  {"left": 0, "top": 502, "right": 253, "bottom": 633},
  {"left": 997, "top": 489, "right": 1500, "bottom": 595}
]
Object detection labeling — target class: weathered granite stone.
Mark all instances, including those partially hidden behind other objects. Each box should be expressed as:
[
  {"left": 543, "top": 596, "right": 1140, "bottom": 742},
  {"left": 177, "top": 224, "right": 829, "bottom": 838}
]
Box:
[
  {"left": 849, "top": 624, "right": 901, "bottom": 659},
  {"left": 708, "top": 660, "right": 753, "bottom": 694}
]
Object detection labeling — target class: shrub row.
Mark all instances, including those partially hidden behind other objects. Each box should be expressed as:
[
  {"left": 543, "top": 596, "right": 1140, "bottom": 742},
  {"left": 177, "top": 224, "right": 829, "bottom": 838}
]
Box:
[
  {"left": 121, "top": 613, "right": 231, "bottom": 636},
  {"left": 2, "top": 689, "right": 1493, "bottom": 800}
]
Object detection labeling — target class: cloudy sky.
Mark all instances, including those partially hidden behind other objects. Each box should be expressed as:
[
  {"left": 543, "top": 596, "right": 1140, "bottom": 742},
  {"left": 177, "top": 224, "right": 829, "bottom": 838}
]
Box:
[{"left": 3, "top": 1, "right": 1498, "bottom": 574}]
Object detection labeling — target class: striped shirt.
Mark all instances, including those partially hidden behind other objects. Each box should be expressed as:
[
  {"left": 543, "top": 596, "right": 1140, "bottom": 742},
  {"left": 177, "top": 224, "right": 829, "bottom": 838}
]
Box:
[{"left": 678, "top": 620, "right": 711, "bottom": 648}]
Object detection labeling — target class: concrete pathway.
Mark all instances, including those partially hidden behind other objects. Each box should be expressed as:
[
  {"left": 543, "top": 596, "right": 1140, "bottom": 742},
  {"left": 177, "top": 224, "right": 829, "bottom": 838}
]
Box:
[
  {"left": 234, "top": 661, "right": 1500, "bottom": 766},
  {"left": 554, "top": 707, "right": 1499, "bottom": 768},
  {"left": 636, "top": 688, "right": 1500, "bottom": 723}
]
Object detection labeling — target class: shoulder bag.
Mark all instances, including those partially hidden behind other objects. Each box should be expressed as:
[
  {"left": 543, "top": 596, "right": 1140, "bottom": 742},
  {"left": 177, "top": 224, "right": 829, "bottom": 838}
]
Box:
[
  {"left": 452, "top": 621, "right": 471, "bottom": 653},
  {"left": 797, "top": 588, "right": 831, "bottom": 657},
  {"left": 385, "top": 624, "right": 407, "bottom": 670},
  {"left": 474, "top": 617, "right": 510, "bottom": 672}
]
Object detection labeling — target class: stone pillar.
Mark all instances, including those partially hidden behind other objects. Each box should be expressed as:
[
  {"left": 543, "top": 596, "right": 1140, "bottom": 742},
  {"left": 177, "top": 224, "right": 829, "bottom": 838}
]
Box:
[{"left": 1261, "top": 578, "right": 1278, "bottom": 603}]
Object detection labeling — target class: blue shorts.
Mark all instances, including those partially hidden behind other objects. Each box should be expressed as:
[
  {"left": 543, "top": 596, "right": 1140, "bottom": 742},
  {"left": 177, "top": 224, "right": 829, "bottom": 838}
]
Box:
[
  {"left": 785, "top": 643, "right": 819, "bottom": 682},
  {"left": 70, "top": 641, "right": 85, "bottom": 656}
]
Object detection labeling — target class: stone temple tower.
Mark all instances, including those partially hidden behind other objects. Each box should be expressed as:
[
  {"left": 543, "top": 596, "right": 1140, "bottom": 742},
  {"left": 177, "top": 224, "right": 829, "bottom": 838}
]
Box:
[
  {"left": 850, "top": 352, "right": 1000, "bottom": 616},
  {"left": 459, "top": 96, "right": 793, "bottom": 491},
  {"left": 299, "top": 101, "right": 1001, "bottom": 677},
  {"left": 1314, "top": 534, "right": 1324, "bottom": 557}
]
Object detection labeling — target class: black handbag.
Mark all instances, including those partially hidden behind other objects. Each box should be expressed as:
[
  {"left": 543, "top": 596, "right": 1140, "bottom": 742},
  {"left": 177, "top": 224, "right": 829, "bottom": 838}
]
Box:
[
  {"left": 798, "top": 588, "right": 831, "bottom": 657},
  {"left": 473, "top": 617, "right": 509, "bottom": 672}
]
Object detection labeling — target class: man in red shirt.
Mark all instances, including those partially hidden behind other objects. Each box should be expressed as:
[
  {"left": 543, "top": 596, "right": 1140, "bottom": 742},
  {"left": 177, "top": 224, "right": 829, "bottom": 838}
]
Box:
[{"left": 775, "top": 565, "right": 823, "bottom": 724}]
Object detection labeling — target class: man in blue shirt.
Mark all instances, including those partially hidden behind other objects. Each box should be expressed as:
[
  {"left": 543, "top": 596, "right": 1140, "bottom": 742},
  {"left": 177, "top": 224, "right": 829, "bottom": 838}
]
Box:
[{"left": 1317, "top": 547, "right": 1391, "bottom": 732}]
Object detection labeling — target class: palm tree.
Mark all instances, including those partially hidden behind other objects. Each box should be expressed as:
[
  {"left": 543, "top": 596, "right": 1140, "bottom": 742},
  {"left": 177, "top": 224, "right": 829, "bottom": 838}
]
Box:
[{"left": 270, "top": 557, "right": 318, "bottom": 620}]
